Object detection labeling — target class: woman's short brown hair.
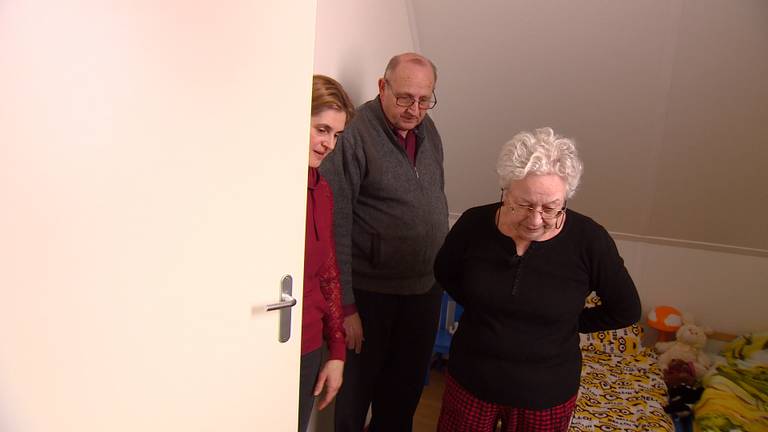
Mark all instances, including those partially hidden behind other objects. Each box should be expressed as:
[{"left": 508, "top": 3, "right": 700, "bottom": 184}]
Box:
[{"left": 311, "top": 74, "right": 355, "bottom": 124}]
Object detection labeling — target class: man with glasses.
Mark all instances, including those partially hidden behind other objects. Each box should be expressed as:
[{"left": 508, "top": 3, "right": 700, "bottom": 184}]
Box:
[{"left": 319, "top": 52, "right": 448, "bottom": 432}]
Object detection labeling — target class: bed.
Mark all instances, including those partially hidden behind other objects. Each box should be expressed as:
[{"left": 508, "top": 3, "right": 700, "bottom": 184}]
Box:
[
  {"left": 693, "top": 332, "right": 768, "bottom": 432},
  {"left": 570, "top": 295, "right": 674, "bottom": 431}
]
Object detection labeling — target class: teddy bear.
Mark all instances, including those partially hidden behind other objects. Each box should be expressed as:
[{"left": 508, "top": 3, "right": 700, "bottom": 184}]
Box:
[{"left": 655, "top": 317, "right": 713, "bottom": 381}]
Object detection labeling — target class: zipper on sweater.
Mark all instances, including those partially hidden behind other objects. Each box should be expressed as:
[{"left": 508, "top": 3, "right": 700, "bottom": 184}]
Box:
[{"left": 414, "top": 166, "right": 420, "bottom": 179}]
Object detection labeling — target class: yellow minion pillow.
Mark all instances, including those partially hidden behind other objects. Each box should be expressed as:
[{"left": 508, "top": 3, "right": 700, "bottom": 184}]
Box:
[{"left": 579, "top": 292, "right": 643, "bottom": 354}]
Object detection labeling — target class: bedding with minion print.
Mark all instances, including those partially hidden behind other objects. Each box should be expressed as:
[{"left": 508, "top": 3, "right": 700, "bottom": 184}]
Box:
[
  {"left": 570, "top": 341, "right": 674, "bottom": 431},
  {"left": 570, "top": 293, "right": 673, "bottom": 431}
]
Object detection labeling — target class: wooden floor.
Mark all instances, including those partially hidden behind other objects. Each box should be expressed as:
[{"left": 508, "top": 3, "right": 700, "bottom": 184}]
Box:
[
  {"left": 413, "top": 368, "right": 447, "bottom": 432},
  {"left": 309, "top": 367, "right": 447, "bottom": 431}
]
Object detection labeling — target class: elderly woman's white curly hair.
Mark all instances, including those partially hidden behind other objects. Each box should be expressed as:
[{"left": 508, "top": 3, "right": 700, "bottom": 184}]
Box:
[{"left": 496, "top": 127, "right": 583, "bottom": 199}]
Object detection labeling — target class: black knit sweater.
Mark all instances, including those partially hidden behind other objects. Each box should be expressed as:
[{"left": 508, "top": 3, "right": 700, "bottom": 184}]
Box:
[{"left": 435, "top": 203, "right": 641, "bottom": 409}]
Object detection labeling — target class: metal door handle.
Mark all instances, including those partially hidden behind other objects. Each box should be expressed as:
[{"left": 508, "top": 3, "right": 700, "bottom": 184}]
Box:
[
  {"left": 262, "top": 275, "right": 295, "bottom": 343},
  {"left": 265, "top": 293, "right": 297, "bottom": 311}
]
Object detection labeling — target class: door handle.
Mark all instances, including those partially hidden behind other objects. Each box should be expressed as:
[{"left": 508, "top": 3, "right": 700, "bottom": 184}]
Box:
[
  {"left": 264, "top": 275, "right": 296, "bottom": 343},
  {"left": 265, "top": 292, "right": 297, "bottom": 311}
]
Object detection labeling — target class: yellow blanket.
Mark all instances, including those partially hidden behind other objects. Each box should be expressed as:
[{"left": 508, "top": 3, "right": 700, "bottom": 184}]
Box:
[{"left": 694, "top": 332, "right": 768, "bottom": 432}]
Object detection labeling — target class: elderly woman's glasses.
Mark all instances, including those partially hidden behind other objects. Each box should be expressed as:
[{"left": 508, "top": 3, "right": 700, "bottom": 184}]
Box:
[
  {"left": 509, "top": 205, "right": 566, "bottom": 221},
  {"left": 511, "top": 204, "right": 567, "bottom": 229},
  {"left": 385, "top": 80, "right": 437, "bottom": 109}
]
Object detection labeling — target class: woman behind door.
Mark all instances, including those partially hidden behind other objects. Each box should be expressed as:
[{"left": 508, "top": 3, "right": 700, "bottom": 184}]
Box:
[{"left": 299, "top": 74, "right": 355, "bottom": 432}]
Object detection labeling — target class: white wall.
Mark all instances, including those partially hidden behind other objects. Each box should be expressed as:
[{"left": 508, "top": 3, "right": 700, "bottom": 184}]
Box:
[
  {"left": 309, "top": 2, "right": 768, "bottom": 429},
  {"left": 311, "top": 1, "right": 417, "bottom": 429},
  {"left": 313, "top": 0, "right": 417, "bottom": 106},
  {"left": 420, "top": 0, "right": 768, "bottom": 340},
  {"left": 412, "top": 0, "right": 768, "bottom": 251},
  {"left": 616, "top": 239, "right": 768, "bottom": 338}
]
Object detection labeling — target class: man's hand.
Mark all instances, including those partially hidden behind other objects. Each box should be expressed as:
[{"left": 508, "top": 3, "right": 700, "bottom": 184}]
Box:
[
  {"left": 344, "top": 313, "right": 364, "bottom": 354},
  {"left": 314, "top": 359, "right": 344, "bottom": 410}
]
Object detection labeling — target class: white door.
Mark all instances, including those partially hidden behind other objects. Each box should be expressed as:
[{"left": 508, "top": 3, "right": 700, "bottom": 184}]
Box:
[{"left": 0, "top": 1, "right": 315, "bottom": 430}]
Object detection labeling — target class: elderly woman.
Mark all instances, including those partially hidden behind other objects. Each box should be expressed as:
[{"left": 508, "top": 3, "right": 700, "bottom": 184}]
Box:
[{"left": 435, "top": 127, "right": 641, "bottom": 432}]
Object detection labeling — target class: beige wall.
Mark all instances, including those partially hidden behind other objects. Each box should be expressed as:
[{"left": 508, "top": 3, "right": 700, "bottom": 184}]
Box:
[
  {"left": 421, "top": 0, "right": 768, "bottom": 336},
  {"left": 413, "top": 0, "right": 768, "bottom": 251},
  {"left": 313, "top": 0, "right": 417, "bottom": 106},
  {"left": 616, "top": 239, "right": 768, "bottom": 337},
  {"left": 311, "top": 3, "right": 767, "bottom": 428},
  {"left": 314, "top": 0, "right": 767, "bottom": 335}
]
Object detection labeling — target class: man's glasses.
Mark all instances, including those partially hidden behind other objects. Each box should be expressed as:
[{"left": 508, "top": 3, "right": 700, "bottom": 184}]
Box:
[{"left": 385, "top": 80, "right": 437, "bottom": 109}]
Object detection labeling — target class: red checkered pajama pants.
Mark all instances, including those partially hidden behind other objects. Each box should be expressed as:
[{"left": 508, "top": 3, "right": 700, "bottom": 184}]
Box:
[{"left": 437, "top": 373, "right": 576, "bottom": 432}]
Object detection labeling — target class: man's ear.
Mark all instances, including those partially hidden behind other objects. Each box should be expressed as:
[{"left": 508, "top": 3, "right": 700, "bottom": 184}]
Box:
[{"left": 378, "top": 78, "right": 386, "bottom": 95}]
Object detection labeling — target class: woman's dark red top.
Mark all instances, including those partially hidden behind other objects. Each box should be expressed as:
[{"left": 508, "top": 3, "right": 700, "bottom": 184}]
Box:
[{"left": 302, "top": 167, "right": 346, "bottom": 361}]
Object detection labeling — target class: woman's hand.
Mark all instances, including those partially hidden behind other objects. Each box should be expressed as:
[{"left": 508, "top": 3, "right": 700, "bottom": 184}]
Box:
[
  {"left": 344, "top": 313, "right": 364, "bottom": 354},
  {"left": 314, "top": 359, "right": 344, "bottom": 410}
]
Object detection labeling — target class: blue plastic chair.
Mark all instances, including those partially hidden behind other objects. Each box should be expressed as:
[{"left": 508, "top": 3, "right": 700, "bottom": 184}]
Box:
[
  {"left": 434, "top": 292, "right": 462, "bottom": 356},
  {"left": 428, "top": 292, "right": 463, "bottom": 381}
]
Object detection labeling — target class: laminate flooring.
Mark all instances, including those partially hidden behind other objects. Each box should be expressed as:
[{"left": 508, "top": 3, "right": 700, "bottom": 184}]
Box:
[{"left": 413, "top": 368, "right": 446, "bottom": 432}]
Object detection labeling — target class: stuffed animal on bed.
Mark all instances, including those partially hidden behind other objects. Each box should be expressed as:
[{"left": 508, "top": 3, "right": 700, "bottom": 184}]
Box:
[{"left": 656, "top": 320, "right": 713, "bottom": 380}]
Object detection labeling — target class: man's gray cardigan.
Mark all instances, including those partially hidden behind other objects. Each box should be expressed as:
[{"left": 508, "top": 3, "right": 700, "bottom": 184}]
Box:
[{"left": 319, "top": 97, "right": 449, "bottom": 307}]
